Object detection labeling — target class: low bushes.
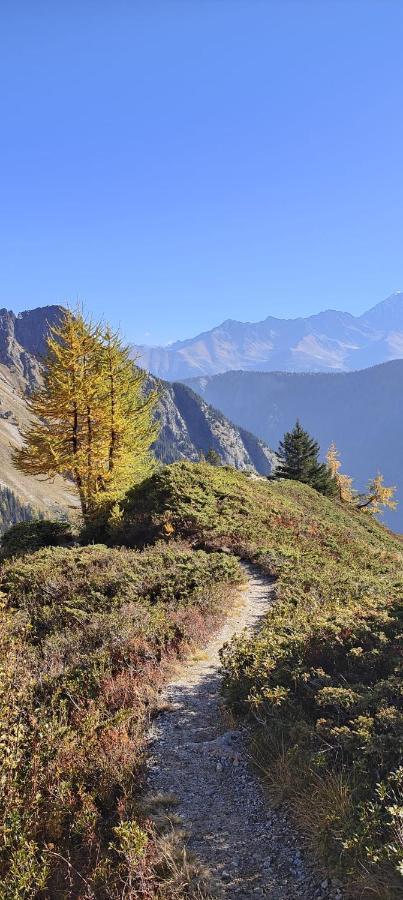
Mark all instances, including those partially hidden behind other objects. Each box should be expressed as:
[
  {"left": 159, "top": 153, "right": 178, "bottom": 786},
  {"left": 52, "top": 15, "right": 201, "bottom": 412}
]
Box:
[
  {"left": 0, "top": 518, "right": 73, "bottom": 559},
  {"left": 123, "top": 462, "right": 403, "bottom": 897},
  {"left": 0, "top": 540, "right": 242, "bottom": 898},
  {"left": 221, "top": 586, "right": 403, "bottom": 896},
  {"left": 3, "top": 459, "right": 402, "bottom": 896}
]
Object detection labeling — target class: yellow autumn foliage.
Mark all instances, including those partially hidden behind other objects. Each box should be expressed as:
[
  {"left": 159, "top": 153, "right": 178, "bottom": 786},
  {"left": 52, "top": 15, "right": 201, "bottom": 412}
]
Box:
[{"left": 14, "top": 308, "right": 159, "bottom": 521}]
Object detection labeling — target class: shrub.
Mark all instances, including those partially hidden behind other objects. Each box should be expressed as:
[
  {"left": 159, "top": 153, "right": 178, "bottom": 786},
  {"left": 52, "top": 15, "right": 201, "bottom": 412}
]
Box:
[
  {"left": 0, "top": 518, "right": 73, "bottom": 559},
  {"left": 0, "top": 540, "right": 242, "bottom": 896}
]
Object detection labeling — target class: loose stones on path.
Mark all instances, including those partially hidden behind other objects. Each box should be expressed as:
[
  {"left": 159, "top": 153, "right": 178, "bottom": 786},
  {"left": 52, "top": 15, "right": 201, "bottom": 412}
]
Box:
[{"left": 147, "top": 564, "right": 343, "bottom": 900}]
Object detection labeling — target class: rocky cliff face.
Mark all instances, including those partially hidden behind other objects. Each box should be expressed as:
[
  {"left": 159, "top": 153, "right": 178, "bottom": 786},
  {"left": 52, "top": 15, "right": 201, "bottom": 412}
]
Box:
[
  {"left": 0, "top": 305, "right": 64, "bottom": 391},
  {"left": 152, "top": 379, "right": 275, "bottom": 473},
  {"left": 0, "top": 305, "right": 76, "bottom": 519}
]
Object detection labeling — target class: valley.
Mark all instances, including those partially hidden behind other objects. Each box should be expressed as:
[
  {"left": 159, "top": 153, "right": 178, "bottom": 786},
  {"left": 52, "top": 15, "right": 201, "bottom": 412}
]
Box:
[{"left": 186, "top": 361, "right": 403, "bottom": 530}]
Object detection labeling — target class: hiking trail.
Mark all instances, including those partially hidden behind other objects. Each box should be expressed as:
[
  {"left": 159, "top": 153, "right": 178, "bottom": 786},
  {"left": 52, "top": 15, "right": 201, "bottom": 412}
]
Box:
[{"left": 147, "top": 562, "right": 342, "bottom": 899}]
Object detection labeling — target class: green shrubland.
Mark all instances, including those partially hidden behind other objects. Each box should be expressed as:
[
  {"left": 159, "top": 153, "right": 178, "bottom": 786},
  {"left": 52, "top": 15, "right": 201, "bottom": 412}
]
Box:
[
  {"left": 0, "top": 539, "right": 241, "bottom": 897},
  {"left": 122, "top": 462, "right": 403, "bottom": 897},
  {"left": 2, "top": 458, "right": 402, "bottom": 896},
  {"left": 0, "top": 518, "right": 73, "bottom": 559}
]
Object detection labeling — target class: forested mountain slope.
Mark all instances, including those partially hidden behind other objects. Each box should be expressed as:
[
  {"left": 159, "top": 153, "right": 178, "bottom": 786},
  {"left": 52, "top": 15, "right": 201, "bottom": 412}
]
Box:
[
  {"left": 186, "top": 360, "right": 403, "bottom": 530},
  {"left": 0, "top": 485, "right": 37, "bottom": 534}
]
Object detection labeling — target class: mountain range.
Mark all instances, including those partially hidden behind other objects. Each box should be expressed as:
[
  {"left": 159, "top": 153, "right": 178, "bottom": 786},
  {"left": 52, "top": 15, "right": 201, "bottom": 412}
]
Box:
[
  {"left": 0, "top": 306, "right": 275, "bottom": 527},
  {"left": 133, "top": 292, "right": 403, "bottom": 379},
  {"left": 186, "top": 361, "right": 403, "bottom": 531},
  {"left": 2, "top": 302, "right": 402, "bottom": 532}
]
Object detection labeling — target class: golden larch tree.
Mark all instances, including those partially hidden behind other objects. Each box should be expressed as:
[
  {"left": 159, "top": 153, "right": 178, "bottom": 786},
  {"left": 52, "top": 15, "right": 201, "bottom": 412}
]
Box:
[
  {"left": 357, "top": 473, "right": 397, "bottom": 516},
  {"left": 14, "top": 309, "right": 159, "bottom": 521},
  {"left": 326, "top": 442, "right": 354, "bottom": 503},
  {"left": 326, "top": 443, "right": 397, "bottom": 517},
  {"left": 98, "top": 326, "right": 159, "bottom": 506}
]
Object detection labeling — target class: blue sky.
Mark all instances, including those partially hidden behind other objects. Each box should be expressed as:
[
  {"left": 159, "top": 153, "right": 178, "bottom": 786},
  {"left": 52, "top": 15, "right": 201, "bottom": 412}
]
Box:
[{"left": 1, "top": 1, "right": 403, "bottom": 344}]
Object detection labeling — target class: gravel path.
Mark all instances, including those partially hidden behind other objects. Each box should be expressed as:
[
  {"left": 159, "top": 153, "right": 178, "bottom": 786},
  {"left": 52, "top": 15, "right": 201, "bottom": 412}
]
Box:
[{"left": 146, "top": 563, "right": 343, "bottom": 899}]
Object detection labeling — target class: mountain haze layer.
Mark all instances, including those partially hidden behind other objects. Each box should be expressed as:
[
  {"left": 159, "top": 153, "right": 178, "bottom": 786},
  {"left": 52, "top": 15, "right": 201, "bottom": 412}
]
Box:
[
  {"left": 133, "top": 292, "right": 403, "bottom": 378},
  {"left": 186, "top": 361, "right": 403, "bottom": 530}
]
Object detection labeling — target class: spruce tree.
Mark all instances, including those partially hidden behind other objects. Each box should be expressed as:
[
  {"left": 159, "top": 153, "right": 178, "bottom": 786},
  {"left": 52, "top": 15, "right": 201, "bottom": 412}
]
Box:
[{"left": 274, "top": 420, "right": 336, "bottom": 497}]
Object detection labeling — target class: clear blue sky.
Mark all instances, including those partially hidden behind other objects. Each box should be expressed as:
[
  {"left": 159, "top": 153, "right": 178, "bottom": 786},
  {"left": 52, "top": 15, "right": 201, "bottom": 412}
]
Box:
[{"left": 1, "top": 1, "right": 403, "bottom": 344}]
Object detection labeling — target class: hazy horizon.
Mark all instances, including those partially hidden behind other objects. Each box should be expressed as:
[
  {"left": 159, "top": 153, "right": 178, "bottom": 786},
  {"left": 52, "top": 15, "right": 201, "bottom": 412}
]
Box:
[{"left": 2, "top": 290, "right": 402, "bottom": 349}]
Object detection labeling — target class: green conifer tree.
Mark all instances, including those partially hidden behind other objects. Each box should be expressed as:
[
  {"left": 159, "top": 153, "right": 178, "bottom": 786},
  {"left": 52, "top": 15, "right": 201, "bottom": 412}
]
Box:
[
  {"left": 205, "top": 448, "right": 221, "bottom": 466},
  {"left": 274, "top": 420, "right": 336, "bottom": 497}
]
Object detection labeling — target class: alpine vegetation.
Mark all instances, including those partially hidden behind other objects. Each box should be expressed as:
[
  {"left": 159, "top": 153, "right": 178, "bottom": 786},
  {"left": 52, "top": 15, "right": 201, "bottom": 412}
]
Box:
[{"left": 120, "top": 461, "right": 403, "bottom": 897}]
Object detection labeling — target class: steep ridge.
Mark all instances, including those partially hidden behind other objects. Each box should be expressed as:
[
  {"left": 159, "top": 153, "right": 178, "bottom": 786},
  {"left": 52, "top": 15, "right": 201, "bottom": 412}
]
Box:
[
  {"left": 153, "top": 379, "right": 275, "bottom": 473},
  {"left": 133, "top": 292, "right": 403, "bottom": 378},
  {"left": 0, "top": 368, "right": 78, "bottom": 521},
  {"left": 0, "top": 305, "right": 64, "bottom": 391},
  {"left": 0, "top": 307, "right": 78, "bottom": 519}
]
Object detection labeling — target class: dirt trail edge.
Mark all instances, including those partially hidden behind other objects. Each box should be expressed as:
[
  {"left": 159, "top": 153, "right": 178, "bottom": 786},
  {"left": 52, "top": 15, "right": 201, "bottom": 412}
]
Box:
[{"left": 146, "top": 562, "right": 342, "bottom": 900}]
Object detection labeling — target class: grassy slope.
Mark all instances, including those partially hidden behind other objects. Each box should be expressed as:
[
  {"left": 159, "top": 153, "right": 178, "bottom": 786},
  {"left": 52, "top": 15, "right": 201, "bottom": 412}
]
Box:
[
  {"left": 122, "top": 462, "right": 403, "bottom": 897},
  {"left": 0, "top": 541, "right": 242, "bottom": 898}
]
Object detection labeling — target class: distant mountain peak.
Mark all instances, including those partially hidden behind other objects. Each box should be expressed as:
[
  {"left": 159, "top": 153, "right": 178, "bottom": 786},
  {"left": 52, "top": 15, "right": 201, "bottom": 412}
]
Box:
[
  {"left": 360, "top": 292, "right": 403, "bottom": 331},
  {"left": 133, "top": 294, "right": 403, "bottom": 380},
  {"left": 220, "top": 317, "right": 241, "bottom": 326},
  {"left": 363, "top": 290, "right": 403, "bottom": 313}
]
